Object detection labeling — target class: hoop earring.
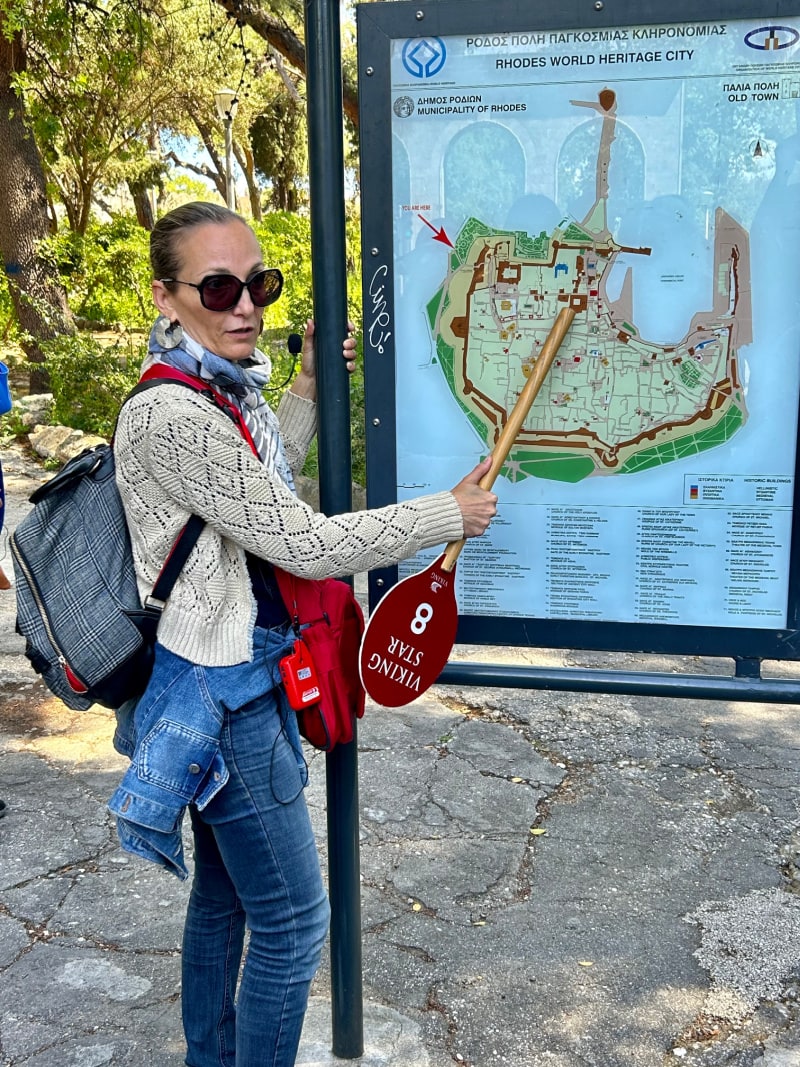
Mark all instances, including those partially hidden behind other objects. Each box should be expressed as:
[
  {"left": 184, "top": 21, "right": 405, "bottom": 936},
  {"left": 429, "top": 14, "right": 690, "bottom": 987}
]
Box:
[{"left": 154, "top": 316, "right": 183, "bottom": 350}]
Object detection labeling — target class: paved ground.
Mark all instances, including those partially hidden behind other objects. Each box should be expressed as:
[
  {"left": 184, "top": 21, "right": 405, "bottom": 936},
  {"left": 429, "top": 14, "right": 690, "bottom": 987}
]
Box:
[{"left": 3, "top": 439, "right": 800, "bottom": 1067}]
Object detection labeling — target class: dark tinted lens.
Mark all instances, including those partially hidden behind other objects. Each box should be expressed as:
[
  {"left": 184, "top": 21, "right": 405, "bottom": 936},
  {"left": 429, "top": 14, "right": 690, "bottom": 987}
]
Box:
[
  {"left": 249, "top": 268, "right": 283, "bottom": 308},
  {"left": 199, "top": 274, "right": 242, "bottom": 311}
]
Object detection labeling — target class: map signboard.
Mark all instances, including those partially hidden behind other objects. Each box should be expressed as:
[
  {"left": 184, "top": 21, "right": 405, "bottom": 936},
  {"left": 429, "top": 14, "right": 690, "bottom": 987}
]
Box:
[{"left": 357, "top": 0, "right": 800, "bottom": 658}]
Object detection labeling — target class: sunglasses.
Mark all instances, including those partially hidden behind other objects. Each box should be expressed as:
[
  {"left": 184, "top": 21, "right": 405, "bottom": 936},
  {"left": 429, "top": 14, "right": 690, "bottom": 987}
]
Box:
[{"left": 161, "top": 267, "right": 283, "bottom": 312}]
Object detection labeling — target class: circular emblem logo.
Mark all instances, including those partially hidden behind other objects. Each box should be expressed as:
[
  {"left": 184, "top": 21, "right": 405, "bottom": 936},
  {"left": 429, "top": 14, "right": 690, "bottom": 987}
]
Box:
[
  {"left": 401, "top": 37, "right": 447, "bottom": 79},
  {"left": 744, "top": 25, "right": 800, "bottom": 50},
  {"left": 393, "top": 96, "right": 415, "bottom": 118}
]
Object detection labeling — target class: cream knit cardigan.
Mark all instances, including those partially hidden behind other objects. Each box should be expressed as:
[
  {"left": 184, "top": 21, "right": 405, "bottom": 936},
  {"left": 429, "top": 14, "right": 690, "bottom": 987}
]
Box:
[{"left": 114, "top": 383, "right": 464, "bottom": 667}]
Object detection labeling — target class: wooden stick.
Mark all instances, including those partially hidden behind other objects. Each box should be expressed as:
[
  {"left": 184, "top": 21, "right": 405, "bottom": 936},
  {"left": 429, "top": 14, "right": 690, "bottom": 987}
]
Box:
[{"left": 442, "top": 304, "right": 577, "bottom": 572}]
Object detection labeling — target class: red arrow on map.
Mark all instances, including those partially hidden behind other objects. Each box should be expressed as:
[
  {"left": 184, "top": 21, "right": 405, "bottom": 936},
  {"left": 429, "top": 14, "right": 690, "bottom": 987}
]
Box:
[{"left": 417, "top": 214, "right": 454, "bottom": 248}]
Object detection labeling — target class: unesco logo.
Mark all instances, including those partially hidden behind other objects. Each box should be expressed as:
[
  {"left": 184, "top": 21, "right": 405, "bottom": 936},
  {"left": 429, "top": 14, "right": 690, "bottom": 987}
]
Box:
[
  {"left": 401, "top": 37, "right": 447, "bottom": 79},
  {"left": 744, "top": 25, "right": 800, "bottom": 50}
]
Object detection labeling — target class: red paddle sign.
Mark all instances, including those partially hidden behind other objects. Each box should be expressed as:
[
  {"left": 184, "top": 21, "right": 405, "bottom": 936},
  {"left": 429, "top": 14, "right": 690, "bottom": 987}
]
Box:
[
  {"left": 360, "top": 305, "right": 578, "bottom": 708},
  {"left": 359, "top": 552, "right": 458, "bottom": 707}
]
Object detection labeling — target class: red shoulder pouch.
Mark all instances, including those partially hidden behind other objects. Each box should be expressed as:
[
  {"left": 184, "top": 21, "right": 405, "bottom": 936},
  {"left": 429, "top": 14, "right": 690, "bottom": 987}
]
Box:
[{"left": 273, "top": 569, "right": 365, "bottom": 751}]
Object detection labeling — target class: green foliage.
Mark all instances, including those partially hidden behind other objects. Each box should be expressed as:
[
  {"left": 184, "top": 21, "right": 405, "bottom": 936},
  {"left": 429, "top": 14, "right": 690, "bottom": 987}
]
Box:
[
  {"left": 348, "top": 337, "right": 365, "bottom": 488},
  {"left": 255, "top": 205, "right": 365, "bottom": 483},
  {"left": 43, "top": 331, "right": 142, "bottom": 438},
  {"left": 344, "top": 205, "right": 365, "bottom": 485},
  {"left": 254, "top": 205, "right": 363, "bottom": 326},
  {"left": 160, "top": 176, "right": 220, "bottom": 214},
  {"left": 49, "top": 218, "right": 152, "bottom": 328},
  {"left": 0, "top": 404, "right": 28, "bottom": 442},
  {"left": 0, "top": 270, "right": 22, "bottom": 347},
  {"left": 2, "top": 0, "right": 352, "bottom": 233},
  {"left": 251, "top": 98, "right": 307, "bottom": 211},
  {"left": 7, "top": 0, "right": 165, "bottom": 233},
  {"left": 254, "top": 212, "right": 313, "bottom": 333}
]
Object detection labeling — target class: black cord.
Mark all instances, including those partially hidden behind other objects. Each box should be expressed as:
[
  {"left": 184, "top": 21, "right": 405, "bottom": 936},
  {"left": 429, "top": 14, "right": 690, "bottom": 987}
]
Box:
[
  {"left": 264, "top": 333, "right": 303, "bottom": 392},
  {"left": 270, "top": 690, "right": 309, "bottom": 806}
]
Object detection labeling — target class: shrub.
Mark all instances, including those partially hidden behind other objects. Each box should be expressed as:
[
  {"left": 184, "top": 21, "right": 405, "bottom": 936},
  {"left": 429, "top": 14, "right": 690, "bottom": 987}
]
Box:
[
  {"left": 49, "top": 219, "right": 153, "bottom": 329},
  {"left": 43, "top": 331, "right": 143, "bottom": 438}
]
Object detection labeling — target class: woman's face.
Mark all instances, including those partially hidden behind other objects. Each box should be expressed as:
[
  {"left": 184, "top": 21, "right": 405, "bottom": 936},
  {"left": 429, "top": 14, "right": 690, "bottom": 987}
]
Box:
[{"left": 152, "top": 219, "right": 266, "bottom": 362}]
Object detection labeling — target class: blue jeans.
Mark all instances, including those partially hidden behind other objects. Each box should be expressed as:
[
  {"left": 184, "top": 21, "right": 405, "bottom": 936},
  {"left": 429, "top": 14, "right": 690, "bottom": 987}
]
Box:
[{"left": 180, "top": 650, "right": 330, "bottom": 1066}]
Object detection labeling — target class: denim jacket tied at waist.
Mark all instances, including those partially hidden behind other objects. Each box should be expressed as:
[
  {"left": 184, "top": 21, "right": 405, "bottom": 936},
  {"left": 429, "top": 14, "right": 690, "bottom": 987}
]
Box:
[{"left": 108, "top": 624, "right": 299, "bottom": 879}]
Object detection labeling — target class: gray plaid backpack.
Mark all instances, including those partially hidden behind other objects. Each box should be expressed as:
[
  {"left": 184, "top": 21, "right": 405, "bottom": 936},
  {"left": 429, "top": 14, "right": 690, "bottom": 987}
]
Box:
[{"left": 9, "top": 370, "right": 223, "bottom": 710}]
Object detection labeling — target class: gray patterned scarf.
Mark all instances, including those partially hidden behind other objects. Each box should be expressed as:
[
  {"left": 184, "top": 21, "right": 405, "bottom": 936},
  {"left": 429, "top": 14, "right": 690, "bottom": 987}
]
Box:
[{"left": 142, "top": 317, "right": 296, "bottom": 492}]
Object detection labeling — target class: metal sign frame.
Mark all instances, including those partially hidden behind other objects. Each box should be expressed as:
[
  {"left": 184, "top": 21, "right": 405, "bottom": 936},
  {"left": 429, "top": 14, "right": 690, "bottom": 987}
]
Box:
[{"left": 358, "top": 0, "right": 800, "bottom": 662}]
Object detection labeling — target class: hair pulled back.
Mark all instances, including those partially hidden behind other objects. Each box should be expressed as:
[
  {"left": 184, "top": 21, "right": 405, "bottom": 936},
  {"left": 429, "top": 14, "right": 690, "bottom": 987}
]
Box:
[{"left": 150, "top": 202, "right": 246, "bottom": 281}]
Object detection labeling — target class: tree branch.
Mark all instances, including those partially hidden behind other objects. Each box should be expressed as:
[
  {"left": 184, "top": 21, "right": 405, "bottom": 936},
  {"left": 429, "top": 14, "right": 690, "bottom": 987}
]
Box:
[
  {"left": 212, "top": 0, "right": 359, "bottom": 127},
  {"left": 271, "top": 49, "right": 302, "bottom": 107},
  {"left": 165, "top": 149, "right": 217, "bottom": 183}
]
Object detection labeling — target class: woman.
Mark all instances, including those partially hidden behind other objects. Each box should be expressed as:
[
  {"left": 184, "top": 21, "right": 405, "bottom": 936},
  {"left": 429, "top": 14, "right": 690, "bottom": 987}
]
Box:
[{"left": 110, "top": 201, "right": 497, "bottom": 1067}]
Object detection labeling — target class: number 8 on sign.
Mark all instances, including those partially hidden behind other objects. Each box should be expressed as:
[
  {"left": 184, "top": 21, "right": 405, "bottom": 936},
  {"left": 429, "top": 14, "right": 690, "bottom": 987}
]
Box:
[
  {"left": 410, "top": 603, "right": 433, "bottom": 635},
  {"left": 358, "top": 556, "right": 459, "bottom": 708}
]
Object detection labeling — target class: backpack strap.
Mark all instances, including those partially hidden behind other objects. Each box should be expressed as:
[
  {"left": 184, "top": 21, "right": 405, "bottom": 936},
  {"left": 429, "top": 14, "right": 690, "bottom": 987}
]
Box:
[{"left": 145, "top": 513, "right": 206, "bottom": 612}]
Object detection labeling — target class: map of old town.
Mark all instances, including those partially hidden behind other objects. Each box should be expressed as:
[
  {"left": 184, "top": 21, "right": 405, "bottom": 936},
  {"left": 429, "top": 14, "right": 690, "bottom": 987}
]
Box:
[{"left": 427, "top": 89, "right": 752, "bottom": 483}]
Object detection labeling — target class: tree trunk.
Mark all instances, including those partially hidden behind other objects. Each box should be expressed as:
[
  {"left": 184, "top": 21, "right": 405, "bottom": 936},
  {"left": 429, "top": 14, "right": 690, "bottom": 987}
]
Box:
[
  {"left": 193, "top": 115, "right": 228, "bottom": 205},
  {"left": 128, "top": 179, "right": 156, "bottom": 230},
  {"left": 0, "top": 26, "right": 74, "bottom": 393},
  {"left": 235, "top": 142, "right": 262, "bottom": 222}
]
